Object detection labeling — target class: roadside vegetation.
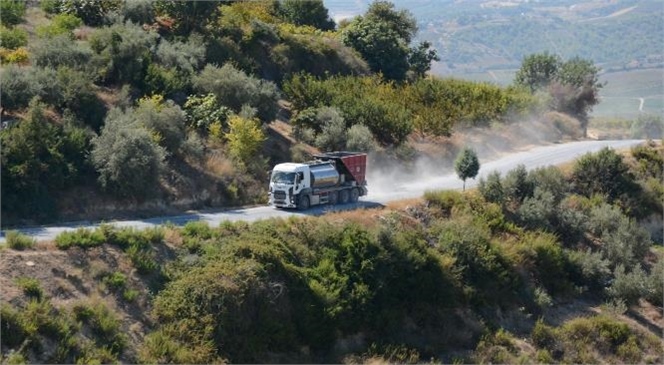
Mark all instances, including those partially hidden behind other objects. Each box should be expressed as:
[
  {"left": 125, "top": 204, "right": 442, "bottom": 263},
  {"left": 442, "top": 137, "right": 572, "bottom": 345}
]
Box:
[{"left": 2, "top": 143, "right": 661, "bottom": 363}]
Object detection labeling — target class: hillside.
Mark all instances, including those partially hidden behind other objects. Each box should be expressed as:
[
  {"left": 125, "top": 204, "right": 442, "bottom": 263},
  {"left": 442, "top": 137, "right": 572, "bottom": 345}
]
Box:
[
  {"left": 2, "top": 0, "right": 614, "bottom": 227},
  {"left": 1, "top": 142, "right": 663, "bottom": 363},
  {"left": 326, "top": 0, "right": 664, "bottom": 73}
]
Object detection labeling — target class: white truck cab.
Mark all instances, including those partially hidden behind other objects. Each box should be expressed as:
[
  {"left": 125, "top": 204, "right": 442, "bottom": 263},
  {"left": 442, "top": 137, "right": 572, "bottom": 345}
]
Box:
[{"left": 268, "top": 152, "right": 368, "bottom": 210}]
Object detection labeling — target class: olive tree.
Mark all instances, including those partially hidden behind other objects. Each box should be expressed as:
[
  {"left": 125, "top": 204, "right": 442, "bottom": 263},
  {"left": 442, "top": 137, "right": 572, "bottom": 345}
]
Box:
[{"left": 91, "top": 108, "right": 166, "bottom": 198}]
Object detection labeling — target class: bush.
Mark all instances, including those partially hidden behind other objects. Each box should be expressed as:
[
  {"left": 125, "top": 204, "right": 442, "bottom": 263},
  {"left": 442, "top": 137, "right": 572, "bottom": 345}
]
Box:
[
  {"left": 123, "top": 0, "right": 155, "bottom": 24},
  {"left": 630, "top": 114, "right": 663, "bottom": 139},
  {"left": 225, "top": 114, "right": 266, "bottom": 165},
  {"left": 31, "top": 35, "right": 92, "bottom": 69},
  {"left": 607, "top": 265, "right": 649, "bottom": 305},
  {"left": 15, "top": 277, "right": 44, "bottom": 300},
  {"left": 478, "top": 171, "right": 504, "bottom": 204},
  {"left": 55, "top": 228, "right": 106, "bottom": 249},
  {"left": 0, "top": 46, "right": 28, "bottom": 64},
  {"left": 572, "top": 147, "right": 634, "bottom": 201},
  {"left": 155, "top": 35, "right": 206, "bottom": 74},
  {"left": 314, "top": 106, "right": 346, "bottom": 151},
  {"left": 503, "top": 164, "right": 534, "bottom": 205},
  {"left": 36, "top": 13, "right": 82, "bottom": 38},
  {"left": 1, "top": 99, "right": 89, "bottom": 221},
  {"left": 58, "top": 0, "right": 122, "bottom": 26},
  {"left": 183, "top": 93, "right": 231, "bottom": 131},
  {"left": 135, "top": 95, "right": 187, "bottom": 153},
  {"left": 518, "top": 188, "right": 557, "bottom": 231},
  {"left": 0, "top": 66, "right": 57, "bottom": 110},
  {"left": 588, "top": 203, "right": 651, "bottom": 268},
  {"left": 528, "top": 166, "right": 568, "bottom": 203},
  {"left": 72, "top": 301, "right": 127, "bottom": 354},
  {"left": 0, "top": 25, "right": 27, "bottom": 49},
  {"left": 91, "top": 108, "right": 166, "bottom": 198},
  {"left": 89, "top": 22, "right": 158, "bottom": 85},
  {"left": 194, "top": 63, "right": 280, "bottom": 121},
  {"left": 102, "top": 272, "right": 127, "bottom": 291},
  {"left": 346, "top": 124, "right": 377, "bottom": 152},
  {"left": 55, "top": 66, "right": 106, "bottom": 130},
  {"left": 5, "top": 230, "right": 35, "bottom": 250},
  {"left": 0, "top": 0, "right": 26, "bottom": 26}
]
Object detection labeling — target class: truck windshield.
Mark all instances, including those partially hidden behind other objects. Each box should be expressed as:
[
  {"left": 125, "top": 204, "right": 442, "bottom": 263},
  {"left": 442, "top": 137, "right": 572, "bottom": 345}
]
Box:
[{"left": 271, "top": 171, "right": 296, "bottom": 184}]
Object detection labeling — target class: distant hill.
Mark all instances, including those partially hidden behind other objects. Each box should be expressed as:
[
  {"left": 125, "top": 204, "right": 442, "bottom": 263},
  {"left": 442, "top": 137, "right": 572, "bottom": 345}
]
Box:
[{"left": 325, "top": 0, "right": 663, "bottom": 74}]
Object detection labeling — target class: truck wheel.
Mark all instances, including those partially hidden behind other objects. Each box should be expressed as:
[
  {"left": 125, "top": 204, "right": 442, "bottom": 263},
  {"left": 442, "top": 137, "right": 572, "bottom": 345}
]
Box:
[
  {"left": 339, "top": 189, "right": 350, "bottom": 204},
  {"left": 350, "top": 188, "right": 359, "bottom": 203},
  {"left": 298, "top": 195, "right": 310, "bottom": 210},
  {"left": 329, "top": 191, "right": 338, "bottom": 205}
]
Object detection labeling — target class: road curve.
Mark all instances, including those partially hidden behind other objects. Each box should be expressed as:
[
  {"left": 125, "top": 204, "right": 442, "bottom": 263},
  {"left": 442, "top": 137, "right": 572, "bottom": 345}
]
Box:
[{"left": 0, "top": 139, "right": 646, "bottom": 243}]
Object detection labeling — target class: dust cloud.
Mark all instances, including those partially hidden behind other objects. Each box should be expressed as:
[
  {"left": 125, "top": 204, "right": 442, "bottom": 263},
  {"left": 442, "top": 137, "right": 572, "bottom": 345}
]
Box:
[{"left": 366, "top": 114, "right": 580, "bottom": 200}]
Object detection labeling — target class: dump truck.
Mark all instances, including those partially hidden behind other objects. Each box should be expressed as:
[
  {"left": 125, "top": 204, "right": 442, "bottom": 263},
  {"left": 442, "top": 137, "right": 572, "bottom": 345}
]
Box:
[{"left": 268, "top": 152, "right": 368, "bottom": 209}]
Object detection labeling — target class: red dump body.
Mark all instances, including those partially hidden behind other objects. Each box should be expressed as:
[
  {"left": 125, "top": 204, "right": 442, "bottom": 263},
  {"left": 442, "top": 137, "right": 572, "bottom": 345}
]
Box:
[{"left": 313, "top": 152, "right": 367, "bottom": 186}]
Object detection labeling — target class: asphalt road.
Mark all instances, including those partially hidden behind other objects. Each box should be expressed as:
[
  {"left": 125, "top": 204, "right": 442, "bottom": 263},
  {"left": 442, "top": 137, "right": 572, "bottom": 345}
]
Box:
[{"left": 0, "top": 139, "right": 645, "bottom": 243}]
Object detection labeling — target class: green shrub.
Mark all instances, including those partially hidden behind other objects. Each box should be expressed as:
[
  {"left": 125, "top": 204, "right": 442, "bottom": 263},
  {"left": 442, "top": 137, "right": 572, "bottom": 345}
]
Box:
[
  {"left": 567, "top": 249, "right": 611, "bottom": 291},
  {"left": 424, "top": 189, "right": 463, "bottom": 216},
  {"left": 0, "top": 0, "right": 26, "bottom": 26},
  {"left": 607, "top": 265, "right": 649, "bottom": 304},
  {"left": 126, "top": 244, "right": 158, "bottom": 274},
  {"left": 73, "top": 301, "right": 127, "bottom": 354},
  {"left": 91, "top": 108, "right": 166, "bottom": 198},
  {"left": 225, "top": 114, "right": 266, "bottom": 165},
  {"left": 55, "top": 228, "right": 106, "bottom": 249},
  {"left": 5, "top": 230, "right": 35, "bottom": 250},
  {"left": 478, "top": 171, "right": 504, "bottom": 204},
  {"left": 15, "top": 277, "right": 44, "bottom": 300},
  {"left": 345, "top": 124, "right": 377, "bottom": 152},
  {"left": 572, "top": 147, "right": 635, "bottom": 201},
  {"left": 31, "top": 35, "right": 92, "bottom": 69},
  {"left": 36, "top": 13, "right": 82, "bottom": 38},
  {"left": 503, "top": 164, "right": 534, "bottom": 205},
  {"left": 0, "top": 25, "right": 27, "bottom": 49},
  {"left": 1, "top": 305, "right": 26, "bottom": 348},
  {"left": 102, "top": 272, "right": 127, "bottom": 291},
  {"left": 183, "top": 93, "right": 231, "bottom": 131},
  {"left": 194, "top": 63, "right": 280, "bottom": 122},
  {"left": 532, "top": 319, "right": 556, "bottom": 349},
  {"left": 58, "top": 0, "right": 121, "bottom": 26},
  {"left": 89, "top": 22, "right": 158, "bottom": 85},
  {"left": 122, "top": 0, "right": 155, "bottom": 24},
  {"left": 0, "top": 66, "right": 59, "bottom": 111},
  {"left": 122, "top": 289, "right": 139, "bottom": 302},
  {"left": 55, "top": 66, "right": 106, "bottom": 130},
  {"left": 135, "top": 96, "right": 187, "bottom": 153},
  {"left": 518, "top": 188, "right": 557, "bottom": 231},
  {"left": 314, "top": 106, "right": 346, "bottom": 151}
]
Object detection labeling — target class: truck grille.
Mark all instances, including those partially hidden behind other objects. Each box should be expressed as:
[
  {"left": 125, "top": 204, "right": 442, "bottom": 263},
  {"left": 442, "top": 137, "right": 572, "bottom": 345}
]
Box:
[{"left": 273, "top": 190, "right": 286, "bottom": 201}]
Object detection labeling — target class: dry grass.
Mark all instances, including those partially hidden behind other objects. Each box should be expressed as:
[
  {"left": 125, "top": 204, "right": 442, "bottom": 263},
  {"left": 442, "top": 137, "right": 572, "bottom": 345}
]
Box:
[
  {"left": 385, "top": 197, "right": 423, "bottom": 210},
  {"left": 204, "top": 153, "right": 236, "bottom": 177},
  {"left": 324, "top": 207, "right": 384, "bottom": 228}
]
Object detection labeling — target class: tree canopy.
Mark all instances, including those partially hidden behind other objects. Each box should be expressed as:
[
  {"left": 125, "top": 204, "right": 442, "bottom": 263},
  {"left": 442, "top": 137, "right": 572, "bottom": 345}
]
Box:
[{"left": 454, "top": 147, "right": 480, "bottom": 191}]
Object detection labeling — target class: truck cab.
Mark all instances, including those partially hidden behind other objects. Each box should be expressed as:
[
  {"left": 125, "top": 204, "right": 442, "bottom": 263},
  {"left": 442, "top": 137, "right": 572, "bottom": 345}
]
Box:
[
  {"left": 268, "top": 152, "right": 368, "bottom": 210},
  {"left": 268, "top": 163, "right": 311, "bottom": 209}
]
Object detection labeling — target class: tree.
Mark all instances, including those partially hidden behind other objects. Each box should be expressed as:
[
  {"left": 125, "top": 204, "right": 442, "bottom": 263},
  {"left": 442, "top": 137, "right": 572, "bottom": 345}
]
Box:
[
  {"left": 279, "top": 0, "right": 335, "bottom": 30},
  {"left": 454, "top": 147, "right": 480, "bottom": 191},
  {"left": 154, "top": 0, "right": 219, "bottom": 35},
  {"left": 478, "top": 171, "right": 504, "bottom": 203},
  {"left": 514, "top": 52, "right": 561, "bottom": 93},
  {"left": 0, "top": 0, "right": 26, "bottom": 26},
  {"left": 408, "top": 41, "right": 439, "bottom": 78},
  {"left": 193, "top": 63, "right": 279, "bottom": 122},
  {"left": 515, "top": 53, "right": 602, "bottom": 137},
  {"left": 1, "top": 98, "right": 89, "bottom": 220},
  {"left": 341, "top": 1, "right": 425, "bottom": 81},
  {"left": 551, "top": 57, "right": 602, "bottom": 136},
  {"left": 225, "top": 114, "right": 266, "bottom": 166},
  {"left": 91, "top": 108, "right": 166, "bottom": 198},
  {"left": 314, "top": 107, "right": 346, "bottom": 151},
  {"left": 58, "top": 0, "right": 122, "bottom": 26},
  {"left": 572, "top": 147, "right": 633, "bottom": 201}
]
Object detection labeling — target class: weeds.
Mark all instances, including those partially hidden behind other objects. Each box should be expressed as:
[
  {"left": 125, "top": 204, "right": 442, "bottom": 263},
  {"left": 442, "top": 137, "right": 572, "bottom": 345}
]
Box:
[
  {"left": 5, "top": 230, "right": 35, "bottom": 250},
  {"left": 55, "top": 228, "right": 105, "bottom": 249},
  {"left": 15, "top": 277, "right": 43, "bottom": 300}
]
